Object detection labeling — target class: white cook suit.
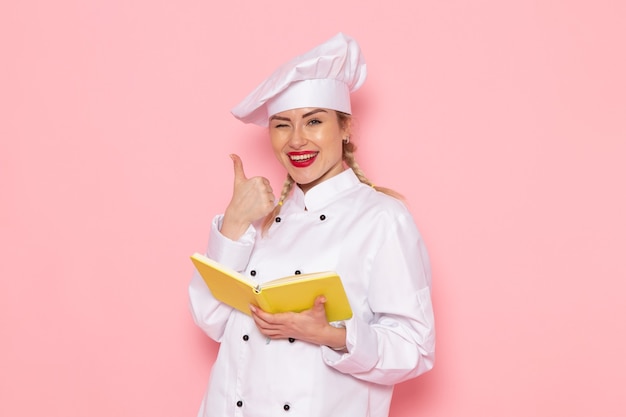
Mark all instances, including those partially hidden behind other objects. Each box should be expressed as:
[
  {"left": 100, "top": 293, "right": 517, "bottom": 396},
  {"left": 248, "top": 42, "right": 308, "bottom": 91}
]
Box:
[{"left": 189, "top": 168, "right": 435, "bottom": 417}]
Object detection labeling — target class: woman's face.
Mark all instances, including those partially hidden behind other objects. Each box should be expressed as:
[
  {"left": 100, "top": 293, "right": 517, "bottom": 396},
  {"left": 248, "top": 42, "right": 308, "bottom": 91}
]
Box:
[{"left": 269, "top": 107, "right": 349, "bottom": 194}]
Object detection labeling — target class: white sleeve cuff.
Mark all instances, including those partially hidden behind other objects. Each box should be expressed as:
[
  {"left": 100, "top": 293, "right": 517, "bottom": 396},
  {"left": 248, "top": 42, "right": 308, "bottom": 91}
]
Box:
[
  {"left": 206, "top": 215, "right": 256, "bottom": 272},
  {"left": 321, "top": 316, "right": 378, "bottom": 371}
]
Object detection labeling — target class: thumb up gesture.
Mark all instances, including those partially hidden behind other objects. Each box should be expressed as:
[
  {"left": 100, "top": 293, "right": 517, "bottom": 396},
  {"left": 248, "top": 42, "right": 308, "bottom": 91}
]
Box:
[{"left": 221, "top": 154, "right": 276, "bottom": 240}]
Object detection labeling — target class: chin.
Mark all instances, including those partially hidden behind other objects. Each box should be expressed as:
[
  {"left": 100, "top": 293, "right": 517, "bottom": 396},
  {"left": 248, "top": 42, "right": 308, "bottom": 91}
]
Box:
[
  {"left": 288, "top": 170, "right": 314, "bottom": 185},
  {"left": 293, "top": 177, "right": 313, "bottom": 187}
]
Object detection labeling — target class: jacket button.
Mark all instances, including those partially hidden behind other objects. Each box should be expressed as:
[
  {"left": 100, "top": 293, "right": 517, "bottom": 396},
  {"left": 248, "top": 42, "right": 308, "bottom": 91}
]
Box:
[
  {"left": 275, "top": 217, "right": 281, "bottom": 223},
  {"left": 283, "top": 403, "right": 291, "bottom": 411},
  {"left": 236, "top": 400, "right": 243, "bottom": 407},
  {"left": 294, "top": 270, "right": 301, "bottom": 275},
  {"left": 250, "top": 270, "right": 256, "bottom": 276},
  {"left": 288, "top": 338, "right": 295, "bottom": 343},
  {"left": 319, "top": 214, "right": 326, "bottom": 221},
  {"left": 243, "top": 335, "right": 249, "bottom": 341}
]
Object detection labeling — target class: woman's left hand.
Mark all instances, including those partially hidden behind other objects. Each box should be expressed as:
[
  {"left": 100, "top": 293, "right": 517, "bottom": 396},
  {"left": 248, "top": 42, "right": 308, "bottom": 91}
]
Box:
[{"left": 249, "top": 296, "right": 347, "bottom": 350}]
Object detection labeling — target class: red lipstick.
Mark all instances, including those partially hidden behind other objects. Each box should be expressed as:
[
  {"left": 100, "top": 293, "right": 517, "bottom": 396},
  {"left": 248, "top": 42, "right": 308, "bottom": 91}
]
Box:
[{"left": 288, "top": 151, "right": 318, "bottom": 168}]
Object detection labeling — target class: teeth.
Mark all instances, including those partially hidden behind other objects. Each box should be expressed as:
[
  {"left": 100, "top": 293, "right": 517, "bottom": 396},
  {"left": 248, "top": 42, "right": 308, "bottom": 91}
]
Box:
[{"left": 290, "top": 153, "right": 317, "bottom": 161}]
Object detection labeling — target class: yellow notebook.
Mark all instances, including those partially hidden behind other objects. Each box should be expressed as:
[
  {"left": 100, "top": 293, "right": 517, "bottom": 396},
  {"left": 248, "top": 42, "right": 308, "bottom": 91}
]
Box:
[{"left": 190, "top": 253, "right": 353, "bottom": 322}]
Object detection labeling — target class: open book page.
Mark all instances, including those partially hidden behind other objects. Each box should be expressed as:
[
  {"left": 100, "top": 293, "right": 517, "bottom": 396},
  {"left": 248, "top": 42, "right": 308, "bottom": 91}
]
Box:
[
  {"left": 190, "top": 253, "right": 259, "bottom": 316},
  {"left": 260, "top": 274, "right": 352, "bottom": 321},
  {"left": 191, "top": 253, "right": 352, "bottom": 321},
  {"left": 260, "top": 271, "right": 337, "bottom": 288}
]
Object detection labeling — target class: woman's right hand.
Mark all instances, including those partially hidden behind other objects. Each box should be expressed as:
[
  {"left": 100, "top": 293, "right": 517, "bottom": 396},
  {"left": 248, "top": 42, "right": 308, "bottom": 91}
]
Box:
[{"left": 220, "top": 154, "right": 275, "bottom": 240}]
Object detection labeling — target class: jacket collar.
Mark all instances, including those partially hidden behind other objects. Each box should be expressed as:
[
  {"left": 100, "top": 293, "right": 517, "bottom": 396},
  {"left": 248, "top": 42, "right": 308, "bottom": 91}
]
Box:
[{"left": 291, "top": 168, "right": 361, "bottom": 212}]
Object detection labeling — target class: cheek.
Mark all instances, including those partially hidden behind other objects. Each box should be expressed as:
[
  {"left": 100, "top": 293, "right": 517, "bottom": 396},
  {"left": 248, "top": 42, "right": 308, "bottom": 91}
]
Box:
[
  {"left": 269, "top": 138, "right": 293, "bottom": 170},
  {"left": 269, "top": 135, "right": 285, "bottom": 157},
  {"left": 324, "top": 136, "right": 344, "bottom": 159},
  {"left": 315, "top": 129, "right": 342, "bottom": 150},
  {"left": 271, "top": 146, "right": 286, "bottom": 166}
]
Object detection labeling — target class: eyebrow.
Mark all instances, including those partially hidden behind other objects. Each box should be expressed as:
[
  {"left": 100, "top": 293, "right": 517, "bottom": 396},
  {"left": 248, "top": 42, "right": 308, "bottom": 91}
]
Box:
[
  {"left": 302, "top": 108, "right": 328, "bottom": 118},
  {"left": 269, "top": 108, "right": 328, "bottom": 122}
]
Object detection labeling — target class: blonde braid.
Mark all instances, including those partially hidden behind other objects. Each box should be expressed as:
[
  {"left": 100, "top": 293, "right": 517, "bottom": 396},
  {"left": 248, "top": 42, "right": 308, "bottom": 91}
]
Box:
[
  {"left": 336, "top": 111, "right": 403, "bottom": 199},
  {"left": 343, "top": 142, "right": 372, "bottom": 186},
  {"left": 261, "top": 174, "right": 295, "bottom": 234},
  {"left": 343, "top": 141, "right": 404, "bottom": 200}
]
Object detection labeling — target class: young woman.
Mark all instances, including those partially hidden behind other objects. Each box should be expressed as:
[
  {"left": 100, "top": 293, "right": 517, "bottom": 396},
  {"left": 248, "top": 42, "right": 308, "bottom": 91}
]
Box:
[{"left": 189, "top": 33, "right": 435, "bottom": 417}]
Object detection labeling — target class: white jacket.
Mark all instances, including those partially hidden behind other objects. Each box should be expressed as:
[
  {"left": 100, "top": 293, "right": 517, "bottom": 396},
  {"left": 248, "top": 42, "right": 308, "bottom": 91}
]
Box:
[{"left": 189, "top": 169, "right": 435, "bottom": 417}]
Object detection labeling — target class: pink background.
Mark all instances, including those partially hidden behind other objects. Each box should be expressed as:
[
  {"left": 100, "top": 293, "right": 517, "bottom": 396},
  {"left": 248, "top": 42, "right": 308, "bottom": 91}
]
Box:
[{"left": 2, "top": 1, "right": 625, "bottom": 416}]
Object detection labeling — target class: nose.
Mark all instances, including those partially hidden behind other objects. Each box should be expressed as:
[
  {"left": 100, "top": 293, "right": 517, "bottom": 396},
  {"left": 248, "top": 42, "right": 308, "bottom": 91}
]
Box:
[{"left": 288, "top": 126, "right": 307, "bottom": 149}]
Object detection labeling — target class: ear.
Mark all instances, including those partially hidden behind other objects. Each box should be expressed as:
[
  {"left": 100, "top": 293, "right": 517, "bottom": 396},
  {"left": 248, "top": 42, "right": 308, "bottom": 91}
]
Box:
[{"left": 341, "top": 114, "right": 352, "bottom": 137}]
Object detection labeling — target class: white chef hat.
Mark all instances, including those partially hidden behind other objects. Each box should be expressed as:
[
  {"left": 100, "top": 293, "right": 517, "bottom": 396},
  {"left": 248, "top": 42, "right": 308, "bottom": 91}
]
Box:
[{"left": 231, "top": 32, "right": 367, "bottom": 127}]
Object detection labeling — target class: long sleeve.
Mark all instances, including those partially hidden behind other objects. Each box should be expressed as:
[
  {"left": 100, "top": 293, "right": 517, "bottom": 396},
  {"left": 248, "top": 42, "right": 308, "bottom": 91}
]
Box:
[
  {"left": 188, "top": 215, "right": 257, "bottom": 342},
  {"left": 322, "top": 210, "right": 435, "bottom": 385}
]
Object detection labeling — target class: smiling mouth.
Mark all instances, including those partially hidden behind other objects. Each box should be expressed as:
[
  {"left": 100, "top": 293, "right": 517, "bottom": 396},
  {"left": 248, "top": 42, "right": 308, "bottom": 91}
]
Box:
[
  {"left": 289, "top": 152, "right": 318, "bottom": 162},
  {"left": 288, "top": 152, "right": 318, "bottom": 167}
]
